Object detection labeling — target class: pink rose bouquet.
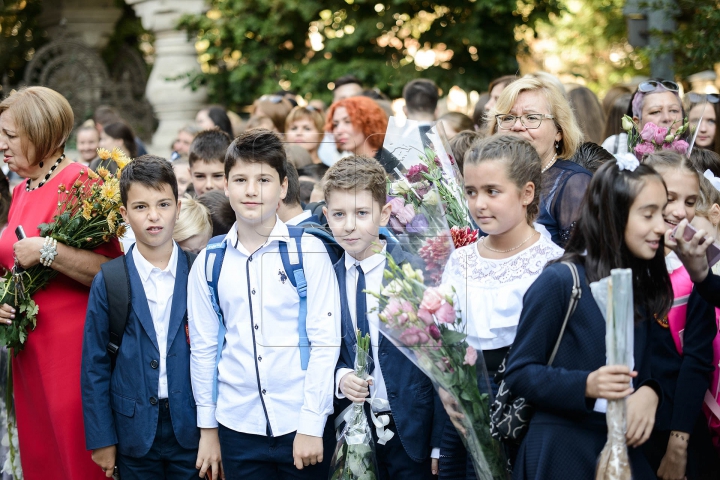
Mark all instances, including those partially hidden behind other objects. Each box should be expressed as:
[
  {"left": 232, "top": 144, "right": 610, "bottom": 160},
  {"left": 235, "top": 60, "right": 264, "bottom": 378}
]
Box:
[{"left": 622, "top": 115, "right": 689, "bottom": 160}]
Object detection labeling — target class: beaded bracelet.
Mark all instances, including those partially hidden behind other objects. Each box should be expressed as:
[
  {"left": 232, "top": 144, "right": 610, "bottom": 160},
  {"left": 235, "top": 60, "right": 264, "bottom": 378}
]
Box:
[{"left": 39, "top": 237, "right": 58, "bottom": 268}]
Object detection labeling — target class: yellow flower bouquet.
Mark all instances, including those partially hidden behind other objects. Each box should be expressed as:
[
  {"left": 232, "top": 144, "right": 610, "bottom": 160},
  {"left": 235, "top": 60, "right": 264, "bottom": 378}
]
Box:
[{"left": 0, "top": 147, "right": 130, "bottom": 353}]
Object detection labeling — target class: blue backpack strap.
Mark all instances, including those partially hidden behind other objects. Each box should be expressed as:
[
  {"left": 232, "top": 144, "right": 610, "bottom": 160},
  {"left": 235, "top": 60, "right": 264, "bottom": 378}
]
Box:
[
  {"left": 279, "top": 227, "right": 310, "bottom": 370},
  {"left": 204, "top": 234, "right": 228, "bottom": 402}
]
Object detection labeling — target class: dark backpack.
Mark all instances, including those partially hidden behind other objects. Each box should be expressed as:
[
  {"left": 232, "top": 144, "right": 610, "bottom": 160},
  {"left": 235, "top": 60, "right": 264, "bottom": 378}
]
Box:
[{"left": 102, "top": 249, "right": 197, "bottom": 366}]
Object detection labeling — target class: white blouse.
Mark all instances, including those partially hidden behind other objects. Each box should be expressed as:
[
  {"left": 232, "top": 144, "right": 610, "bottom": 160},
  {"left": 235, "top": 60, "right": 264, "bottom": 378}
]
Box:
[{"left": 441, "top": 234, "right": 564, "bottom": 351}]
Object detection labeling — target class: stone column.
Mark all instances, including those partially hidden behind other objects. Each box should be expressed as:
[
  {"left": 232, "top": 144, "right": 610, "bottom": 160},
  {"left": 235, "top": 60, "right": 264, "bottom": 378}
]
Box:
[
  {"left": 125, "top": 0, "right": 208, "bottom": 156},
  {"left": 38, "top": 0, "right": 122, "bottom": 50}
]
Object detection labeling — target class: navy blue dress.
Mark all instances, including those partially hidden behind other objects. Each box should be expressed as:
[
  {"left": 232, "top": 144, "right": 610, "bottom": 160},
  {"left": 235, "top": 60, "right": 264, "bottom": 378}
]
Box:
[
  {"left": 503, "top": 262, "right": 658, "bottom": 480},
  {"left": 537, "top": 160, "right": 592, "bottom": 247}
]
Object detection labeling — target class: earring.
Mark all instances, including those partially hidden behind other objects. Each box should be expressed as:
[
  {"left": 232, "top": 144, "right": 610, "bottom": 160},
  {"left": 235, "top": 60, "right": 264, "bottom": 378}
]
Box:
[
  {"left": 39, "top": 161, "right": 44, "bottom": 168},
  {"left": 554, "top": 142, "right": 559, "bottom": 151}
]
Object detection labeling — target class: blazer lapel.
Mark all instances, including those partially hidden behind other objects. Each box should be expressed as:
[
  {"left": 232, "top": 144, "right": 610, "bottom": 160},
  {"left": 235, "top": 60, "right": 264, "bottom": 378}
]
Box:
[
  {"left": 334, "top": 256, "right": 357, "bottom": 349},
  {"left": 126, "top": 247, "right": 160, "bottom": 352},
  {"left": 166, "top": 249, "right": 189, "bottom": 352}
]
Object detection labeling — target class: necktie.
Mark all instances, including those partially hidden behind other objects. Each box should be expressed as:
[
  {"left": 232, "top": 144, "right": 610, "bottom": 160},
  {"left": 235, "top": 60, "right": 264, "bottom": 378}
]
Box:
[{"left": 355, "top": 264, "right": 373, "bottom": 373}]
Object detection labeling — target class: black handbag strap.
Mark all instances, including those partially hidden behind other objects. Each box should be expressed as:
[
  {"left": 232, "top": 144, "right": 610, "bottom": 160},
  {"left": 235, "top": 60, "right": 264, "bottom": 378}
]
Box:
[{"left": 548, "top": 262, "right": 582, "bottom": 365}]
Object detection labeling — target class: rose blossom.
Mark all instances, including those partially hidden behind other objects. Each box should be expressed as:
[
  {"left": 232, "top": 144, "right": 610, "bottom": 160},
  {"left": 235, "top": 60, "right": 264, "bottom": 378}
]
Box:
[
  {"left": 434, "top": 302, "right": 456, "bottom": 324},
  {"left": 417, "top": 307, "right": 434, "bottom": 326},
  {"left": 464, "top": 346, "right": 478, "bottom": 366},
  {"left": 420, "top": 287, "right": 444, "bottom": 312},
  {"left": 427, "top": 323, "right": 442, "bottom": 341},
  {"left": 640, "top": 123, "right": 658, "bottom": 142},
  {"left": 399, "top": 326, "right": 430, "bottom": 346},
  {"left": 653, "top": 126, "right": 669, "bottom": 145},
  {"left": 395, "top": 203, "right": 416, "bottom": 225},
  {"left": 634, "top": 141, "right": 656, "bottom": 158},
  {"left": 671, "top": 139, "right": 689, "bottom": 155}
]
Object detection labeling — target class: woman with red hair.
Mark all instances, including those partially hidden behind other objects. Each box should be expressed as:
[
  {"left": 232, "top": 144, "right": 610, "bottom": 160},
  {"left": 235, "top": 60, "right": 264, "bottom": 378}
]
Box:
[{"left": 326, "top": 96, "right": 398, "bottom": 172}]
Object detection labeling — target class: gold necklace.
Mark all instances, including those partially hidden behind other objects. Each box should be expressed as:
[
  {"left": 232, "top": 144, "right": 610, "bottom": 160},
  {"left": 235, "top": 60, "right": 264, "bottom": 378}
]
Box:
[
  {"left": 480, "top": 231, "right": 539, "bottom": 254},
  {"left": 541, "top": 153, "right": 558, "bottom": 173}
]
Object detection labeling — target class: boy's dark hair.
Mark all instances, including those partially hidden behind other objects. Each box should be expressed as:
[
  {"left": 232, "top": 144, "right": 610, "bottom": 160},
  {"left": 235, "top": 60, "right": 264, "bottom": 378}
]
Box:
[
  {"left": 323, "top": 155, "right": 387, "bottom": 208},
  {"left": 120, "top": 155, "right": 178, "bottom": 205},
  {"left": 403, "top": 79, "right": 439, "bottom": 114},
  {"left": 689, "top": 147, "right": 720, "bottom": 177},
  {"left": 104, "top": 122, "right": 138, "bottom": 158},
  {"left": 93, "top": 105, "right": 122, "bottom": 128},
  {"left": 449, "top": 130, "right": 483, "bottom": 172},
  {"left": 570, "top": 142, "right": 614, "bottom": 173},
  {"left": 188, "top": 128, "right": 232, "bottom": 168},
  {"left": 283, "top": 162, "right": 302, "bottom": 207},
  {"left": 197, "top": 190, "right": 236, "bottom": 237},
  {"left": 299, "top": 180, "right": 315, "bottom": 205},
  {"left": 561, "top": 160, "right": 672, "bottom": 322},
  {"left": 225, "top": 128, "right": 287, "bottom": 181},
  {"left": 334, "top": 75, "right": 362, "bottom": 89}
]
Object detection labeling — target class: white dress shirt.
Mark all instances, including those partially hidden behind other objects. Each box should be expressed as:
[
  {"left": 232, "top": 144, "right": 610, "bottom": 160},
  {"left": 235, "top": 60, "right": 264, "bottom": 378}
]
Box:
[
  {"left": 132, "top": 243, "right": 178, "bottom": 399},
  {"left": 335, "top": 247, "right": 389, "bottom": 411},
  {"left": 188, "top": 217, "right": 341, "bottom": 437}
]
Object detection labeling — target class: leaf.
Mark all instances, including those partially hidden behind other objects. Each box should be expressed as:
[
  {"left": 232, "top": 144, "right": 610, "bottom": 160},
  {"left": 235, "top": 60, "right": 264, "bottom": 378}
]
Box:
[{"left": 440, "top": 329, "right": 467, "bottom": 346}]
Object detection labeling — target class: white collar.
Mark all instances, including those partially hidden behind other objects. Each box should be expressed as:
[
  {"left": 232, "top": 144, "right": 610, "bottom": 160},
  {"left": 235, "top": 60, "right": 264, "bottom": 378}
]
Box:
[
  {"left": 225, "top": 216, "right": 290, "bottom": 254},
  {"left": 344, "top": 242, "right": 387, "bottom": 273},
  {"left": 665, "top": 250, "right": 684, "bottom": 274},
  {"left": 132, "top": 242, "right": 178, "bottom": 282}
]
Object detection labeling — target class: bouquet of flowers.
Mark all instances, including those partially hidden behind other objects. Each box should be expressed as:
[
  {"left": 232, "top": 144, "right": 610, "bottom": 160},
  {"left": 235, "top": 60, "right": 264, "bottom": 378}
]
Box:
[
  {"left": 369, "top": 257, "right": 506, "bottom": 479},
  {"left": 0, "top": 147, "right": 129, "bottom": 353},
  {"left": 621, "top": 114, "right": 689, "bottom": 159},
  {"left": 329, "top": 331, "right": 379, "bottom": 480},
  {"left": 590, "top": 269, "right": 634, "bottom": 480},
  {"left": 382, "top": 118, "right": 475, "bottom": 283}
]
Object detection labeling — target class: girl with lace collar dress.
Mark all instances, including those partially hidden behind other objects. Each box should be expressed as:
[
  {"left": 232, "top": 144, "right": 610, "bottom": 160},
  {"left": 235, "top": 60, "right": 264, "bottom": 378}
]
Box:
[{"left": 437, "top": 135, "right": 563, "bottom": 480}]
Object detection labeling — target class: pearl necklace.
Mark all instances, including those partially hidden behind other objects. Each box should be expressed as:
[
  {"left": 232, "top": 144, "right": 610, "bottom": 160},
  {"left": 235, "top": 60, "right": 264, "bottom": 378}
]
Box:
[
  {"left": 26, "top": 154, "right": 65, "bottom": 192},
  {"left": 541, "top": 153, "right": 558, "bottom": 174},
  {"left": 480, "top": 230, "right": 539, "bottom": 254}
]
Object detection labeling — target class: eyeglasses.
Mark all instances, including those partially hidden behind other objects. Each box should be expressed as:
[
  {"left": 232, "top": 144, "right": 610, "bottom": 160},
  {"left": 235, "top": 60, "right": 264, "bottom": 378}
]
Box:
[
  {"left": 687, "top": 92, "right": 720, "bottom": 104},
  {"left": 259, "top": 95, "right": 284, "bottom": 104},
  {"left": 638, "top": 80, "right": 680, "bottom": 93},
  {"left": 496, "top": 113, "right": 554, "bottom": 130}
]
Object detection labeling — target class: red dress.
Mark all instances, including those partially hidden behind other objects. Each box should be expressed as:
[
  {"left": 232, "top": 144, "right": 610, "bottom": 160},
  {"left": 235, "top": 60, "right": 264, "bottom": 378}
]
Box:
[{"left": 0, "top": 162, "right": 122, "bottom": 480}]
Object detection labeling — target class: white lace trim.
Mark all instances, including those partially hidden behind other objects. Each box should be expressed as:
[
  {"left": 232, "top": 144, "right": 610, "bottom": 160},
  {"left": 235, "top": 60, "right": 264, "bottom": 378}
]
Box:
[{"left": 445, "top": 236, "right": 564, "bottom": 287}]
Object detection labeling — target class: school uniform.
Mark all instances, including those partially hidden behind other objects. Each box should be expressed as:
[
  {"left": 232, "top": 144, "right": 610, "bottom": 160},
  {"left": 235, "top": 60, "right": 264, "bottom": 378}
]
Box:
[
  {"left": 503, "top": 262, "right": 658, "bottom": 480},
  {"left": 696, "top": 271, "right": 720, "bottom": 309},
  {"left": 334, "top": 239, "right": 446, "bottom": 480},
  {"left": 187, "top": 219, "right": 341, "bottom": 480},
  {"left": 81, "top": 243, "right": 199, "bottom": 479},
  {"left": 643, "top": 254, "right": 719, "bottom": 479}
]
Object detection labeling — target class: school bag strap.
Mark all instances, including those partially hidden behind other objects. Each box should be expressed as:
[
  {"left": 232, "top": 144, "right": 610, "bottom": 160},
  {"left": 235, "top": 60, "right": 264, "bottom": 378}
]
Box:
[
  {"left": 279, "top": 226, "right": 311, "bottom": 370},
  {"left": 204, "top": 234, "right": 229, "bottom": 403},
  {"left": 103, "top": 248, "right": 196, "bottom": 368}
]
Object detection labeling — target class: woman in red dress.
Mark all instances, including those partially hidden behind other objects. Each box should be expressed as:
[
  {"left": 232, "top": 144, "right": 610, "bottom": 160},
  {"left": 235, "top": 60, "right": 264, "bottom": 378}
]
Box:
[{"left": 0, "top": 87, "right": 122, "bottom": 479}]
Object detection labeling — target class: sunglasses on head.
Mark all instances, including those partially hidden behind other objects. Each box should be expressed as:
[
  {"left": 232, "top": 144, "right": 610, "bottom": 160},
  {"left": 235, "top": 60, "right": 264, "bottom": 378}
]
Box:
[
  {"left": 259, "top": 95, "right": 284, "bottom": 104},
  {"left": 687, "top": 92, "right": 720, "bottom": 104},
  {"left": 638, "top": 80, "right": 680, "bottom": 93}
]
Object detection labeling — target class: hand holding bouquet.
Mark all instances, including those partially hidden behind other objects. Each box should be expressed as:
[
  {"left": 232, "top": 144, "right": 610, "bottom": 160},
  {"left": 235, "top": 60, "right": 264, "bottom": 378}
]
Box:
[
  {"left": 329, "top": 331, "right": 380, "bottom": 480},
  {"left": 0, "top": 147, "right": 129, "bottom": 353}
]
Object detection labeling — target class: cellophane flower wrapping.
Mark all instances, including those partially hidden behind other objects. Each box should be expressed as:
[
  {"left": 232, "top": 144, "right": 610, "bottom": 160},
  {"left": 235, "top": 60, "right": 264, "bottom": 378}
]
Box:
[
  {"left": 0, "top": 147, "right": 130, "bottom": 353},
  {"left": 371, "top": 119, "right": 506, "bottom": 479},
  {"left": 590, "top": 269, "right": 634, "bottom": 480},
  {"left": 329, "top": 332, "right": 379, "bottom": 480}
]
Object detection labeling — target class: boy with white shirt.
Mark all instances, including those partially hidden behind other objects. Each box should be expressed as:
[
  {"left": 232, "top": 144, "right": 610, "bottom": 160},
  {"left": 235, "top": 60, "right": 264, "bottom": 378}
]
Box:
[
  {"left": 81, "top": 156, "right": 199, "bottom": 479},
  {"left": 323, "top": 155, "right": 446, "bottom": 480},
  {"left": 188, "top": 129, "right": 341, "bottom": 480}
]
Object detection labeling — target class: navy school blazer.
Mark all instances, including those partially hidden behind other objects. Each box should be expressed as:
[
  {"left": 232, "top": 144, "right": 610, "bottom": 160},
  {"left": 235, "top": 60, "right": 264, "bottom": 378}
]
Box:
[
  {"left": 81, "top": 245, "right": 199, "bottom": 457},
  {"left": 334, "top": 240, "right": 447, "bottom": 462},
  {"left": 696, "top": 270, "right": 720, "bottom": 308}
]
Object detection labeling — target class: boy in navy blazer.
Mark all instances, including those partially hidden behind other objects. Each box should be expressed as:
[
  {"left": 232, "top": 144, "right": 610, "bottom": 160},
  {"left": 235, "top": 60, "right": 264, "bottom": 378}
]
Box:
[
  {"left": 323, "top": 155, "right": 446, "bottom": 480},
  {"left": 81, "top": 156, "right": 199, "bottom": 479}
]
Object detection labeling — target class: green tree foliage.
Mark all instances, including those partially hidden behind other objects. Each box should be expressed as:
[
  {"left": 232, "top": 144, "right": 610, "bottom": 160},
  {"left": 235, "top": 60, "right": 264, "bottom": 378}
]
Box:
[
  {"left": 648, "top": 0, "right": 720, "bottom": 79},
  {"left": 179, "top": 0, "right": 562, "bottom": 109},
  {"left": 0, "top": 0, "right": 47, "bottom": 92}
]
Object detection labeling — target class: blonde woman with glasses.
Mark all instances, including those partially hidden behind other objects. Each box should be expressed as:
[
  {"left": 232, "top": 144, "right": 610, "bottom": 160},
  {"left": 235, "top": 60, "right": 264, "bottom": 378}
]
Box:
[{"left": 488, "top": 74, "right": 590, "bottom": 247}]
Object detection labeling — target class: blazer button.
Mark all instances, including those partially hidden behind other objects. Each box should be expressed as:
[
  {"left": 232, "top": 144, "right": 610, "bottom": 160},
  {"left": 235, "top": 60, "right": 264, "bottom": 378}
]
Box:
[
  {"left": 150, "top": 397, "right": 158, "bottom": 405},
  {"left": 150, "top": 360, "right": 159, "bottom": 369},
  {"left": 254, "top": 324, "right": 259, "bottom": 330},
  {"left": 252, "top": 289, "right": 256, "bottom": 295},
  {"left": 262, "top": 389, "right": 267, "bottom": 395}
]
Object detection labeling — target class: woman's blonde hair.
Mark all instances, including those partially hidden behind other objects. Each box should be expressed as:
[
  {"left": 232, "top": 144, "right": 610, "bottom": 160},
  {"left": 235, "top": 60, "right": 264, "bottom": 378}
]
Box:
[
  {"left": 487, "top": 75, "right": 583, "bottom": 159},
  {"left": 0, "top": 86, "right": 74, "bottom": 165},
  {"left": 696, "top": 175, "right": 720, "bottom": 219},
  {"left": 173, "top": 198, "right": 213, "bottom": 242},
  {"left": 285, "top": 106, "right": 325, "bottom": 133}
]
